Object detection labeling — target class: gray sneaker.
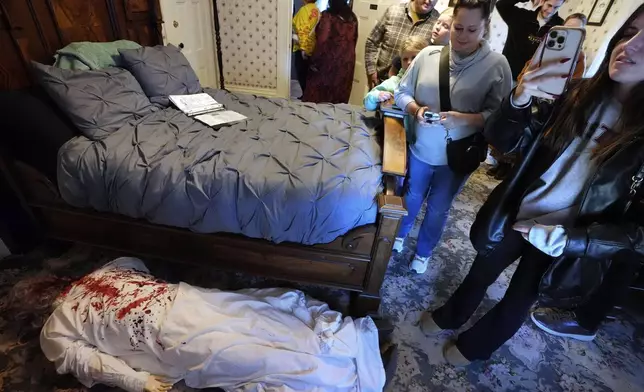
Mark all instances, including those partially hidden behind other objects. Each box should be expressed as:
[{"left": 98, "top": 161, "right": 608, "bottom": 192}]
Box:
[{"left": 530, "top": 309, "right": 597, "bottom": 341}]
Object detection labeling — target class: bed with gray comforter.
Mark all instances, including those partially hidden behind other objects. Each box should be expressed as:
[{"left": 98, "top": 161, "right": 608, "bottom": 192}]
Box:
[{"left": 56, "top": 88, "right": 383, "bottom": 245}]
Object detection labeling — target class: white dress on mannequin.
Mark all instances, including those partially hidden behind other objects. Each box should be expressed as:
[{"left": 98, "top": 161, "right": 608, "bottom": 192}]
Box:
[{"left": 40, "top": 257, "right": 385, "bottom": 392}]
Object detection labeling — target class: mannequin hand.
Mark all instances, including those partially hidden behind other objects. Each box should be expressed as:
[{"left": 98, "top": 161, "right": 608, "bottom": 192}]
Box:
[
  {"left": 144, "top": 375, "right": 174, "bottom": 392},
  {"left": 301, "top": 51, "right": 309, "bottom": 60},
  {"left": 513, "top": 223, "right": 567, "bottom": 257},
  {"left": 377, "top": 91, "right": 393, "bottom": 102}
]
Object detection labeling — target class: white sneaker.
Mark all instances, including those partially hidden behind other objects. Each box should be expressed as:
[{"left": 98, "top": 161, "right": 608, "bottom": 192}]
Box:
[
  {"left": 409, "top": 255, "right": 430, "bottom": 274},
  {"left": 485, "top": 149, "right": 498, "bottom": 166},
  {"left": 392, "top": 237, "right": 404, "bottom": 253}
]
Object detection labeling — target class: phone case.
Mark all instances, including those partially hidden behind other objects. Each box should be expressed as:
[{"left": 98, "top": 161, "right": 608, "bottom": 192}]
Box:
[
  {"left": 424, "top": 111, "right": 440, "bottom": 122},
  {"left": 538, "top": 27, "right": 586, "bottom": 96}
]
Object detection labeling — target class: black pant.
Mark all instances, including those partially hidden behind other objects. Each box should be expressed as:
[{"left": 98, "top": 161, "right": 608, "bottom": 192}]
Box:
[
  {"left": 293, "top": 52, "right": 309, "bottom": 95},
  {"left": 434, "top": 230, "right": 642, "bottom": 361},
  {"left": 433, "top": 230, "right": 552, "bottom": 361}
]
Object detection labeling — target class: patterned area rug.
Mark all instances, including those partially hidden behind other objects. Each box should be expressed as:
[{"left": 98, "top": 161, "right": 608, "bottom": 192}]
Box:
[{"left": 1, "top": 166, "right": 643, "bottom": 391}]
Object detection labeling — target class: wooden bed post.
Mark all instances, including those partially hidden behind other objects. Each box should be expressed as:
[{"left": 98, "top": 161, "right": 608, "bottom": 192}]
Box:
[
  {"left": 351, "top": 194, "right": 406, "bottom": 316},
  {"left": 350, "top": 115, "right": 408, "bottom": 317}
]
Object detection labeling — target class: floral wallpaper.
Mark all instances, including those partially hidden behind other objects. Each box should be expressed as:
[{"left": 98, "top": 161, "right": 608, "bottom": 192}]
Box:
[
  {"left": 559, "top": 0, "right": 639, "bottom": 76},
  {"left": 436, "top": 0, "right": 640, "bottom": 77},
  {"left": 218, "top": 0, "right": 278, "bottom": 90}
]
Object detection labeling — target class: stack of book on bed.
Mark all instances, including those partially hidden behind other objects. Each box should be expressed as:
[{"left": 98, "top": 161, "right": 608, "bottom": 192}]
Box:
[{"left": 169, "top": 93, "right": 247, "bottom": 127}]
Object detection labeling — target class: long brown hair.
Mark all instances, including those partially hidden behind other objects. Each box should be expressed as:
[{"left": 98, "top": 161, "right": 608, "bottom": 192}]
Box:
[
  {"left": 5, "top": 274, "right": 71, "bottom": 332},
  {"left": 544, "top": 4, "right": 644, "bottom": 161}
]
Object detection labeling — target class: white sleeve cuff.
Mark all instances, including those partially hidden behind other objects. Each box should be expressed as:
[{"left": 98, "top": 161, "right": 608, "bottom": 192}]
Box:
[
  {"left": 104, "top": 370, "right": 149, "bottom": 392},
  {"left": 129, "top": 371, "right": 149, "bottom": 392},
  {"left": 510, "top": 93, "right": 532, "bottom": 109},
  {"left": 528, "top": 224, "right": 567, "bottom": 258}
]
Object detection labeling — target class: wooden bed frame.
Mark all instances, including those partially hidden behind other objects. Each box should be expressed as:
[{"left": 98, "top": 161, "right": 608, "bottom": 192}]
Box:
[
  {"left": 1, "top": 118, "right": 407, "bottom": 317},
  {"left": 0, "top": 0, "right": 408, "bottom": 316}
]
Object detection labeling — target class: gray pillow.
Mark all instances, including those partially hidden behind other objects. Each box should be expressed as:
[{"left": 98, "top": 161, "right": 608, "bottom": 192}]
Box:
[
  {"left": 31, "top": 62, "right": 156, "bottom": 140},
  {"left": 119, "top": 44, "right": 202, "bottom": 106}
]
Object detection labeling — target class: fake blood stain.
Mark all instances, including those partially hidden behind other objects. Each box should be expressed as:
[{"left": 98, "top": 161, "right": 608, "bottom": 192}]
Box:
[
  {"left": 65, "top": 269, "right": 169, "bottom": 322},
  {"left": 61, "top": 266, "right": 174, "bottom": 350}
]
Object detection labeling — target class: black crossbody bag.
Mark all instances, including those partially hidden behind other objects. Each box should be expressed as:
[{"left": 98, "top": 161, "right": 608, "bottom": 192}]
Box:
[{"left": 439, "top": 46, "right": 487, "bottom": 174}]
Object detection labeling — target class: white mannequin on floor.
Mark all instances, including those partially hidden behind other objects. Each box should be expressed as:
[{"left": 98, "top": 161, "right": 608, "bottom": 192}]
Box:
[{"left": 25, "top": 257, "right": 386, "bottom": 392}]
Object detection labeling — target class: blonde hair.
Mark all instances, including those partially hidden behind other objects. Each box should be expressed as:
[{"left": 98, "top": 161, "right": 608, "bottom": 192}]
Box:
[
  {"left": 440, "top": 7, "right": 454, "bottom": 18},
  {"left": 400, "top": 36, "right": 429, "bottom": 55}
]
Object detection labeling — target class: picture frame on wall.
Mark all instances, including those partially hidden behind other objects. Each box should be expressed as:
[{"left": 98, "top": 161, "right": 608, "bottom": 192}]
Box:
[{"left": 587, "top": 0, "right": 614, "bottom": 26}]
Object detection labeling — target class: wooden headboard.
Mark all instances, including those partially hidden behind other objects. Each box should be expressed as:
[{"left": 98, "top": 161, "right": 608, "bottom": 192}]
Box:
[{"left": 0, "top": 0, "right": 163, "bottom": 90}]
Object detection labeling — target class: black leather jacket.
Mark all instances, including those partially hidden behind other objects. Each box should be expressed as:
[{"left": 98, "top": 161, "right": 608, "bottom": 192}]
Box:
[{"left": 470, "top": 94, "right": 644, "bottom": 303}]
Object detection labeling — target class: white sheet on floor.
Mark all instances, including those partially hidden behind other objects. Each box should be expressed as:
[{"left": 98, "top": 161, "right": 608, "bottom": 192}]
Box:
[
  {"left": 40, "top": 258, "right": 385, "bottom": 392},
  {"left": 159, "top": 283, "right": 385, "bottom": 391}
]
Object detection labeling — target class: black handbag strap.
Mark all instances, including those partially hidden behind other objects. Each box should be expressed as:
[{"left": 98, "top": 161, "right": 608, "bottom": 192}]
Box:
[{"left": 439, "top": 46, "right": 451, "bottom": 112}]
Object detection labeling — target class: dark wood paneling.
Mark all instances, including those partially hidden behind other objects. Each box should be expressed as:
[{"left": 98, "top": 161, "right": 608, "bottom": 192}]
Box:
[
  {"left": 0, "top": 0, "right": 162, "bottom": 90},
  {"left": 0, "top": 3, "right": 30, "bottom": 88},
  {"left": 48, "top": 0, "right": 116, "bottom": 44}
]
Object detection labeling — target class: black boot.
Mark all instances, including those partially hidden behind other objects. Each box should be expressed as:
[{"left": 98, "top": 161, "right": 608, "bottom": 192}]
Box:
[{"left": 494, "top": 163, "right": 512, "bottom": 180}]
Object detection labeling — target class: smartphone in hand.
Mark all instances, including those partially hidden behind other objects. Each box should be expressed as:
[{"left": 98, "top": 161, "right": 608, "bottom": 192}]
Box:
[
  {"left": 538, "top": 27, "right": 586, "bottom": 96},
  {"left": 423, "top": 111, "right": 440, "bottom": 123}
]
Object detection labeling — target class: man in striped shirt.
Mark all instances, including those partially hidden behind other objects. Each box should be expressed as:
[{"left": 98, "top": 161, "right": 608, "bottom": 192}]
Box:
[{"left": 365, "top": 0, "right": 439, "bottom": 88}]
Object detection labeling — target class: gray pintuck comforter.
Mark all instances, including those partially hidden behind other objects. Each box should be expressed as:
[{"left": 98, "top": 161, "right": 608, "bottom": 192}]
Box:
[{"left": 58, "top": 89, "right": 383, "bottom": 245}]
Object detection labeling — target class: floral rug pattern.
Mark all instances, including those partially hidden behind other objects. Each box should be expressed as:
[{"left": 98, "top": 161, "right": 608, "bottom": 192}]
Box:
[{"left": 1, "top": 166, "right": 643, "bottom": 391}]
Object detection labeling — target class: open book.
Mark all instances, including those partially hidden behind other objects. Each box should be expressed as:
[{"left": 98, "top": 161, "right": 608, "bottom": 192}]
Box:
[
  {"left": 194, "top": 111, "right": 247, "bottom": 127},
  {"left": 169, "top": 93, "right": 224, "bottom": 116}
]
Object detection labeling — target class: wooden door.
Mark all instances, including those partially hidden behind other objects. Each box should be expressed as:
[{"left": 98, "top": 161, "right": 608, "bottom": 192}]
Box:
[
  {"left": 160, "top": 0, "right": 218, "bottom": 88},
  {"left": 348, "top": 0, "right": 402, "bottom": 106}
]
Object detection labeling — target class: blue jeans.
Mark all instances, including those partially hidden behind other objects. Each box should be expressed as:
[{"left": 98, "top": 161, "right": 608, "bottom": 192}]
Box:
[{"left": 397, "top": 152, "right": 468, "bottom": 257}]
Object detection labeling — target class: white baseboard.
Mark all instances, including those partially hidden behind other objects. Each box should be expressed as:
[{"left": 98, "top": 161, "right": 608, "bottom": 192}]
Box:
[{"left": 226, "top": 85, "right": 282, "bottom": 98}]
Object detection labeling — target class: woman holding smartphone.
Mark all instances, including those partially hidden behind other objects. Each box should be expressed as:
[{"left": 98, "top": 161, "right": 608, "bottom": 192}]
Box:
[
  {"left": 393, "top": 0, "right": 512, "bottom": 274},
  {"left": 420, "top": 4, "right": 644, "bottom": 365}
]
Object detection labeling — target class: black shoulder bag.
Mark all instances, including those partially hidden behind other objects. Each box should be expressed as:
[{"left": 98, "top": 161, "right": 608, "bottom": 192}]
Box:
[
  {"left": 537, "top": 161, "right": 644, "bottom": 309},
  {"left": 439, "top": 46, "right": 488, "bottom": 174}
]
